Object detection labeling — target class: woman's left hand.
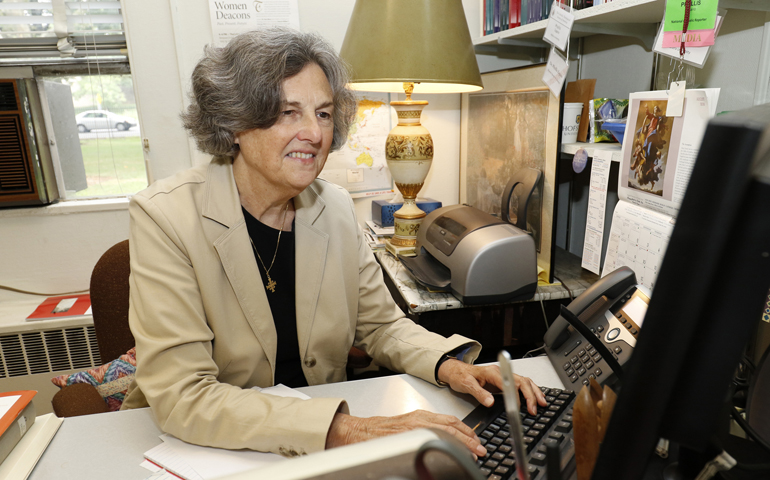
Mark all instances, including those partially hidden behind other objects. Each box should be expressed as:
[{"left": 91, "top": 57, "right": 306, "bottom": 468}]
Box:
[{"left": 437, "top": 359, "right": 547, "bottom": 415}]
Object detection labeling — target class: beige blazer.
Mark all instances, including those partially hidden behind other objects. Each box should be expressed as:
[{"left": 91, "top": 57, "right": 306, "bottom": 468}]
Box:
[{"left": 121, "top": 159, "right": 479, "bottom": 456}]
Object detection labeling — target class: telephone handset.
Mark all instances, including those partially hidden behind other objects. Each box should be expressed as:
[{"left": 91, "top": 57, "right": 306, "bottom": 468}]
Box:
[{"left": 544, "top": 266, "right": 651, "bottom": 390}]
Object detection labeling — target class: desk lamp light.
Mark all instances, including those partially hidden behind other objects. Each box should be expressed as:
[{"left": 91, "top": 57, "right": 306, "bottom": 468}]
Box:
[{"left": 340, "top": 0, "right": 483, "bottom": 255}]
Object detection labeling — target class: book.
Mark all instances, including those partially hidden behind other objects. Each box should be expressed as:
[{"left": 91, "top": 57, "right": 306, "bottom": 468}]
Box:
[
  {"left": 598, "top": 88, "right": 720, "bottom": 290},
  {"left": 0, "top": 391, "right": 37, "bottom": 469},
  {"left": 0, "top": 413, "right": 62, "bottom": 480},
  {"left": 26, "top": 294, "right": 91, "bottom": 321}
]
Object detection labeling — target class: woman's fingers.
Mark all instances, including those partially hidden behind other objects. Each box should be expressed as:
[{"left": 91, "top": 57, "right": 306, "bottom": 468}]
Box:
[{"left": 328, "top": 410, "right": 485, "bottom": 457}]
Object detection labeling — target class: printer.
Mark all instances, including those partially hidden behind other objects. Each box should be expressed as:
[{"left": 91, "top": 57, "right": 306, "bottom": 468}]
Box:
[{"left": 399, "top": 204, "right": 537, "bottom": 305}]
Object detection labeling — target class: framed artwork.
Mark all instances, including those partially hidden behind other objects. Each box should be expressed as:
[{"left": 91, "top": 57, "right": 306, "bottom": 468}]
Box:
[{"left": 460, "top": 64, "right": 561, "bottom": 283}]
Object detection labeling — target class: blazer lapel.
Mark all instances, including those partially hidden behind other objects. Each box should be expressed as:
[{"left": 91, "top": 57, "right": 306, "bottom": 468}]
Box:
[
  {"left": 204, "top": 160, "right": 278, "bottom": 370},
  {"left": 294, "top": 184, "right": 328, "bottom": 359}
]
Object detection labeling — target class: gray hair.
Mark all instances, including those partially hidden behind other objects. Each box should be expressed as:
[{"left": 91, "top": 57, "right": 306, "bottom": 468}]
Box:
[{"left": 181, "top": 28, "right": 357, "bottom": 157}]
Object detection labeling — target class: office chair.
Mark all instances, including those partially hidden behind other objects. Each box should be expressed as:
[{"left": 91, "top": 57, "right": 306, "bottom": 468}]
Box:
[
  {"left": 51, "top": 240, "right": 134, "bottom": 417},
  {"left": 51, "top": 240, "right": 372, "bottom": 416}
]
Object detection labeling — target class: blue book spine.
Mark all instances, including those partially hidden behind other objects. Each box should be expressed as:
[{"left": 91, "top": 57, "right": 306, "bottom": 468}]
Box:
[
  {"left": 521, "top": 0, "right": 528, "bottom": 26},
  {"left": 493, "top": 0, "right": 500, "bottom": 33},
  {"left": 486, "top": 0, "right": 493, "bottom": 35},
  {"left": 500, "top": 0, "right": 509, "bottom": 30}
]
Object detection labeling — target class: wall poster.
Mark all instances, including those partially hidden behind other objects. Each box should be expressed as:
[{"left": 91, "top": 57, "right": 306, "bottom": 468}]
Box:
[{"left": 460, "top": 65, "right": 561, "bottom": 283}]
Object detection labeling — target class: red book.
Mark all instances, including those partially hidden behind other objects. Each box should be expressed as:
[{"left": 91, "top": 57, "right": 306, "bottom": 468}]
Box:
[{"left": 26, "top": 294, "right": 91, "bottom": 321}]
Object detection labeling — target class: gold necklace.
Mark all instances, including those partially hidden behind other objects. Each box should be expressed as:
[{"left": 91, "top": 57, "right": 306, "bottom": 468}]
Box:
[{"left": 249, "top": 202, "right": 290, "bottom": 293}]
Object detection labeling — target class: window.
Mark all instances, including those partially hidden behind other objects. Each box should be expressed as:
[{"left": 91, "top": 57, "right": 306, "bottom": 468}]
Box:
[{"left": 0, "top": 0, "right": 147, "bottom": 200}]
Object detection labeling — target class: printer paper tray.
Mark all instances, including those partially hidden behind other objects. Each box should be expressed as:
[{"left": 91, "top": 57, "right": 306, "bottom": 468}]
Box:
[{"left": 398, "top": 251, "right": 451, "bottom": 291}]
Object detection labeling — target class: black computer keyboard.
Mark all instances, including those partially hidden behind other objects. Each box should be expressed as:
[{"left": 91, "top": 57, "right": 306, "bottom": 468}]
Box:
[{"left": 462, "top": 387, "right": 576, "bottom": 480}]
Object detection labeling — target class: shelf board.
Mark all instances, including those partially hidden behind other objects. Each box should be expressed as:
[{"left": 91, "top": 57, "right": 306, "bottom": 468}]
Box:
[
  {"left": 562, "top": 142, "right": 623, "bottom": 162},
  {"left": 474, "top": 0, "right": 665, "bottom": 47}
]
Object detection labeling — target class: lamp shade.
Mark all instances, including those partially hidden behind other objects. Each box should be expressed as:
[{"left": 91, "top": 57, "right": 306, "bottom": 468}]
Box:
[{"left": 339, "top": 0, "right": 483, "bottom": 94}]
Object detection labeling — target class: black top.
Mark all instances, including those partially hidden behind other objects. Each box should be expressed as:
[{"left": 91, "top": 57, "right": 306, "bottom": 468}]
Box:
[{"left": 242, "top": 207, "right": 308, "bottom": 388}]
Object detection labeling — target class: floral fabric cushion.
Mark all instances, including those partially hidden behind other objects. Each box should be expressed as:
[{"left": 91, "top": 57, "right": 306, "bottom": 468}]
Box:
[{"left": 51, "top": 347, "right": 136, "bottom": 411}]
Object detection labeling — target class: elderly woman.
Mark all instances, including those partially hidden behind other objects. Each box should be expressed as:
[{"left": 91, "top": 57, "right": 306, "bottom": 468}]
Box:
[{"left": 121, "top": 27, "right": 545, "bottom": 457}]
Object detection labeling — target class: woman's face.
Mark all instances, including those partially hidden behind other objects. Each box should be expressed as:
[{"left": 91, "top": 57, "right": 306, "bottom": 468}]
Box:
[{"left": 234, "top": 63, "right": 335, "bottom": 197}]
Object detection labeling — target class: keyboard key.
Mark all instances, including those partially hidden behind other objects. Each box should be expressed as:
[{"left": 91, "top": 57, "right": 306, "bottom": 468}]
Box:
[
  {"left": 481, "top": 430, "right": 494, "bottom": 439},
  {"left": 480, "top": 467, "right": 491, "bottom": 476},
  {"left": 593, "top": 354, "right": 602, "bottom": 362},
  {"left": 490, "top": 437, "right": 503, "bottom": 445},
  {"left": 528, "top": 465, "right": 540, "bottom": 476},
  {"left": 585, "top": 360, "right": 594, "bottom": 369},
  {"left": 494, "top": 466, "right": 510, "bottom": 475},
  {"left": 502, "top": 458, "right": 515, "bottom": 467},
  {"left": 563, "top": 362, "right": 571, "bottom": 370},
  {"left": 489, "top": 476, "right": 502, "bottom": 480},
  {"left": 555, "top": 421, "right": 572, "bottom": 432},
  {"left": 549, "top": 432, "right": 565, "bottom": 443},
  {"left": 492, "top": 452, "right": 505, "bottom": 461},
  {"left": 577, "top": 367, "right": 586, "bottom": 376},
  {"left": 498, "top": 445, "right": 511, "bottom": 454},
  {"left": 523, "top": 418, "right": 535, "bottom": 426},
  {"left": 484, "top": 459, "right": 499, "bottom": 469},
  {"left": 530, "top": 452, "right": 547, "bottom": 466},
  {"left": 569, "top": 374, "right": 578, "bottom": 383}
]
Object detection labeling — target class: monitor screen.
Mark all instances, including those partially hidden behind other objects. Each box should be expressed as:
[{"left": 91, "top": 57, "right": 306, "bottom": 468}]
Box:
[{"left": 592, "top": 104, "right": 770, "bottom": 479}]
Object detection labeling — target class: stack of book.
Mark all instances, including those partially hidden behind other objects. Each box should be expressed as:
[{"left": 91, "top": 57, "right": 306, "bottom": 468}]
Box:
[
  {"left": 363, "top": 221, "right": 393, "bottom": 251},
  {"left": 0, "top": 391, "right": 64, "bottom": 478}
]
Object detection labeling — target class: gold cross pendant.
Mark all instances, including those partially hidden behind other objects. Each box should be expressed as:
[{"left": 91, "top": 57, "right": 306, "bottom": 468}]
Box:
[{"left": 265, "top": 275, "right": 277, "bottom": 293}]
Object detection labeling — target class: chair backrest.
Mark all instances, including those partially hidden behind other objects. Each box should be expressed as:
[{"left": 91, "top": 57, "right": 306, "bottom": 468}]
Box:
[{"left": 90, "top": 239, "right": 134, "bottom": 362}]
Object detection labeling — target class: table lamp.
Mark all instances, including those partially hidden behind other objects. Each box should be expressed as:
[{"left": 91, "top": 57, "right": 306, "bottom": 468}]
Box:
[{"left": 340, "top": 0, "right": 483, "bottom": 255}]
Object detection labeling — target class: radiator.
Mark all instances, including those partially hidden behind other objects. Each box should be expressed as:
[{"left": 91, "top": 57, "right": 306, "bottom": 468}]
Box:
[{"left": 0, "top": 324, "right": 102, "bottom": 415}]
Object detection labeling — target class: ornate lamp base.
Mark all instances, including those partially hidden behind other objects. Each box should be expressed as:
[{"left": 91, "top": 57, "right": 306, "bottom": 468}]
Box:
[
  {"left": 384, "top": 83, "right": 433, "bottom": 257},
  {"left": 384, "top": 237, "right": 418, "bottom": 256}
]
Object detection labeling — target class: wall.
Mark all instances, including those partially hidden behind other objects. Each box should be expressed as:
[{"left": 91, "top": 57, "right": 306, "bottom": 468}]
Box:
[
  {"left": 0, "top": 0, "right": 475, "bottom": 302},
  {"left": 2, "top": 1, "right": 769, "bottom": 302}
]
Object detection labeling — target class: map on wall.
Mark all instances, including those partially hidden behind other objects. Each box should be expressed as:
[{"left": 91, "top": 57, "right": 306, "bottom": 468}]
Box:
[{"left": 319, "top": 92, "right": 394, "bottom": 198}]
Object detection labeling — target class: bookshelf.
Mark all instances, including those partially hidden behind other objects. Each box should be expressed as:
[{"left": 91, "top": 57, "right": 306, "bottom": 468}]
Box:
[
  {"left": 562, "top": 142, "right": 623, "bottom": 162},
  {"left": 474, "top": 0, "right": 665, "bottom": 51}
]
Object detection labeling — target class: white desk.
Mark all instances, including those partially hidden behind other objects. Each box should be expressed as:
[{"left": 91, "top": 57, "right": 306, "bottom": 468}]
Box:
[{"left": 28, "top": 357, "right": 564, "bottom": 480}]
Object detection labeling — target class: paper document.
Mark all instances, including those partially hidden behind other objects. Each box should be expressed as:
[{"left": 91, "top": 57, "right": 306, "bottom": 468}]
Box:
[
  {"left": 142, "top": 384, "right": 306, "bottom": 480},
  {"left": 581, "top": 149, "right": 612, "bottom": 275},
  {"left": 602, "top": 202, "right": 674, "bottom": 291}
]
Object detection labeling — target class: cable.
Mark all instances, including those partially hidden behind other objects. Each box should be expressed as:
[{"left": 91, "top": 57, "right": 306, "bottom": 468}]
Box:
[
  {"left": 0, "top": 284, "right": 89, "bottom": 296},
  {"left": 539, "top": 298, "right": 549, "bottom": 330},
  {"left": 730, "top": 406, "right": 770, "bottom": 453},
  {"left": 523, "top": 345, "right": 545, "bottom": 358}
]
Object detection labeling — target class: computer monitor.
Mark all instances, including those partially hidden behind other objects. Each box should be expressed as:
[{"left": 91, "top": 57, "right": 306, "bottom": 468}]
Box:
[{"left": 592, "top": 103, "right": 770, "bottom": 479}]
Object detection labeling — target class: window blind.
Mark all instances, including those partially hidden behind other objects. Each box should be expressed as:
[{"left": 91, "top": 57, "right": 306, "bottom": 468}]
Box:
[{"left": 0, "top": 0, "right": 126, "bottom": 66}]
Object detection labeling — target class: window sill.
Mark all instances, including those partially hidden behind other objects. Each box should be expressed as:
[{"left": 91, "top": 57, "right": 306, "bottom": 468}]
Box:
[{"left": 0, "top": 197, "right": 130, "bottom": 219}]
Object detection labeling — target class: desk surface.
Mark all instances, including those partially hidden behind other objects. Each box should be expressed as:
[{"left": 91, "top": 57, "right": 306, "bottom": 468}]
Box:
[
  {"left": 29, "top": 357, "right": 563, "bottom": 480},
  {"left": 377, "top": 248, "right": 598, "bottom": 313}
]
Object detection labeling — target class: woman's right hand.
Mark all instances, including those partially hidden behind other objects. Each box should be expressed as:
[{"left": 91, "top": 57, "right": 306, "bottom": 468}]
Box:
[{"left": 325, "top": 410, "right": 487, "bottom": 458}]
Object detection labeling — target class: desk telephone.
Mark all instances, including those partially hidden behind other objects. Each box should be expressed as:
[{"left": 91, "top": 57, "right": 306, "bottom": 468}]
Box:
[{"left": 544, "top": 267, "right": 651, "bottom": 389}]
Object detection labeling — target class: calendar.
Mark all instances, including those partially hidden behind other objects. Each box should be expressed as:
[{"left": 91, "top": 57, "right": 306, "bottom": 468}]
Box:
[
  {"left": 602, "top": 202, "right": 674, "bottom": 291},
  {"left": 599, "top": 88, "right": 720, "bottom": 292}
]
